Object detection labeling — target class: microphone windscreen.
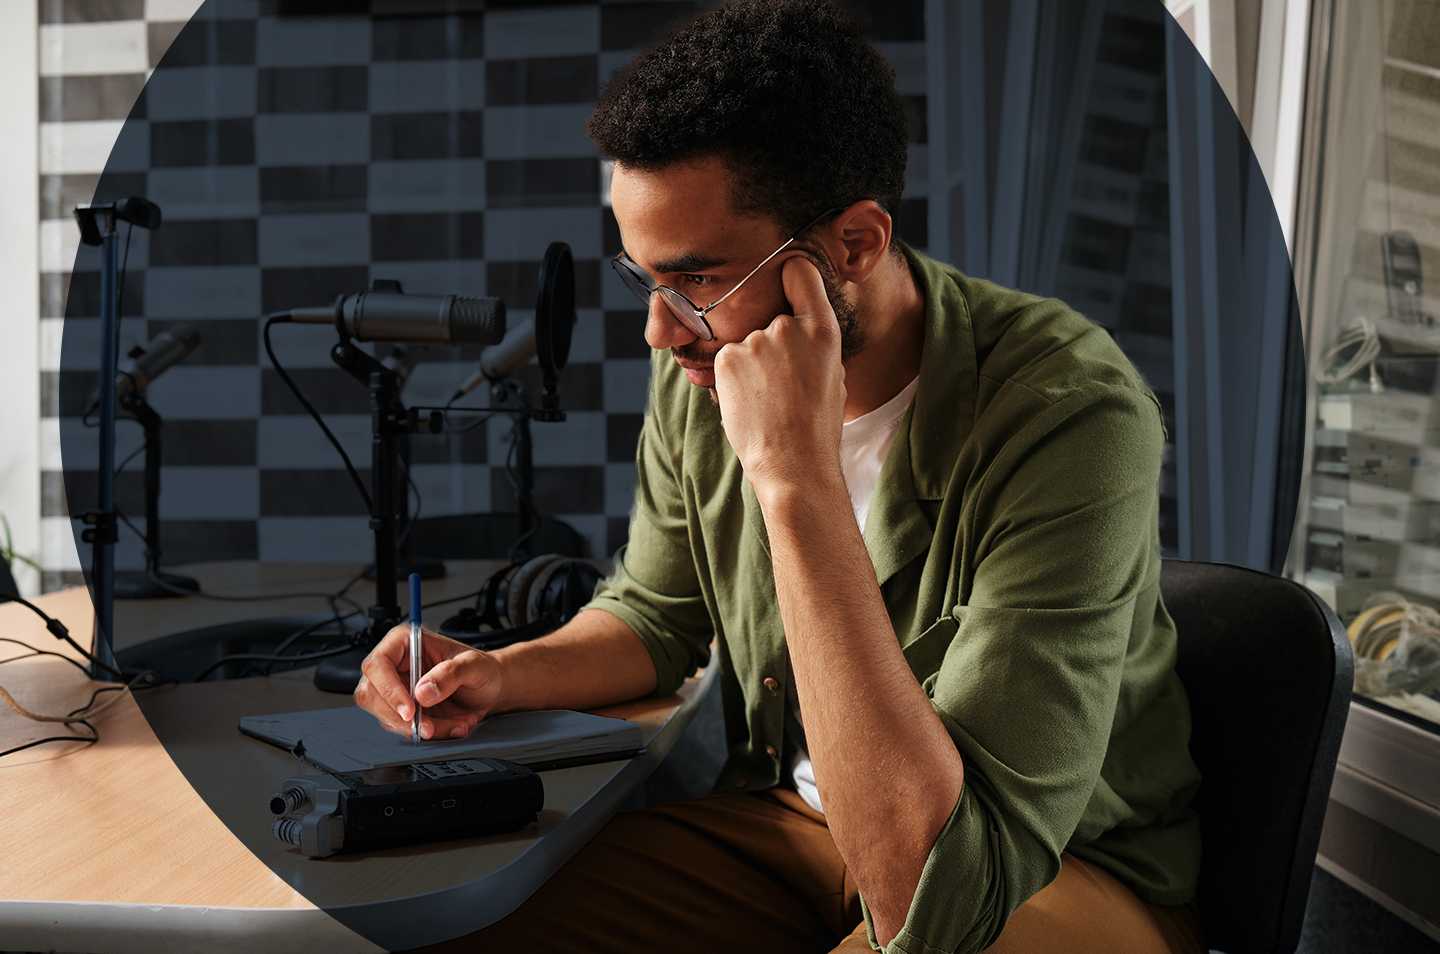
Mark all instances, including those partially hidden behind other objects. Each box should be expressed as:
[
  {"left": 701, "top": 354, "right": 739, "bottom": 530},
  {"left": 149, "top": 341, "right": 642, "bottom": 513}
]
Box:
[
  {"left": 448, "top": 296, "right": 507, "bottom": 344},
  {"left": 116, "top": 196, "right": 162, "bottom": 230}
]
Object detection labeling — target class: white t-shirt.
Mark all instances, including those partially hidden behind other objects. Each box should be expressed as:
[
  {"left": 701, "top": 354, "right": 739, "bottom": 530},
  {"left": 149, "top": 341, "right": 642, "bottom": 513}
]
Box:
[{"left": 789, "top": 374, "right": 921, "bottom": 814}]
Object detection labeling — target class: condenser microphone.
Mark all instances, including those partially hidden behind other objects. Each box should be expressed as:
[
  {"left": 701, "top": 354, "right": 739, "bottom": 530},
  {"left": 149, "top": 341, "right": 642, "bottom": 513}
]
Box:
[
  {"left": 450, "top": 319, "right": 537, "bottom": 402},
  {"left": 90, "top": 324, "right": 202, "bottom": 406},
  {"left": 287, "top": 291, "right": 506, "bottom": 345},
  {"left": 74, "top": 195, "right": 162, "bottom": 245}
]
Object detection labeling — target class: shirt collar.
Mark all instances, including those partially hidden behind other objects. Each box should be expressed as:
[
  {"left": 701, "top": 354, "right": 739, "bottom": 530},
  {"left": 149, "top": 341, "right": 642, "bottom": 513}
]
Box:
[
  {"left": 859, "top": 241, "right": 978, "bottom": 586},
  {"left": 897, "top": 240, "right": 978, "bottom": 500}
]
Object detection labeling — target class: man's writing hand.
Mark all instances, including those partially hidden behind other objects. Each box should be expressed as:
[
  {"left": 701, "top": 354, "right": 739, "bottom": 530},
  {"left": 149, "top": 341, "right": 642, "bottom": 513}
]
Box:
[
  {"left": 713, "top": 255, "right": 847, "bottom": 498},
  {"left": 354, "top": 624, "right": 506, "bottom": 740}
]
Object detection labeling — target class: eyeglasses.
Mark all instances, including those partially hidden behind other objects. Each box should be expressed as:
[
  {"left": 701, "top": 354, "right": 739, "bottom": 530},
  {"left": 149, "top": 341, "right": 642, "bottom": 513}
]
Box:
[{"left": 609, "top": 206, "right": 846, "bottom": 341}]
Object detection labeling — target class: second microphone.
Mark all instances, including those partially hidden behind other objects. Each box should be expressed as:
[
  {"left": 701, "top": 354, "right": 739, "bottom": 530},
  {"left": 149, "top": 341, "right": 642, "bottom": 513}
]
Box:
[{"left": 287, "top": 290, "right": 506, "bottom": 346}]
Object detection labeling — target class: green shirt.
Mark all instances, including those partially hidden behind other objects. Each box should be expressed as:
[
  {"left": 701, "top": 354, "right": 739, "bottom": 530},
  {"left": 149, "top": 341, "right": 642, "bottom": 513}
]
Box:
[{"left": 584, "top": 242, "right": 1203, "bottom": 954}]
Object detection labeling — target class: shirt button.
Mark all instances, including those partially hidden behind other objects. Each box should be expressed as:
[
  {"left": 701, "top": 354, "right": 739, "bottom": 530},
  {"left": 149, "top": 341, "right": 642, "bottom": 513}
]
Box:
[
  {"left": 762, "top": 677, "right": 779, "bottom": 693},
  {"left": 765, "top": 744, "right": 778, "bottom": 759}
]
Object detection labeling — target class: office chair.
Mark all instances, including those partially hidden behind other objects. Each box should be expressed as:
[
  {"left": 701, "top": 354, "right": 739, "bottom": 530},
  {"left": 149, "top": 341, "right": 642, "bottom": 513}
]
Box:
[{"left": 1161, "top": 559, "right": 1355, "bottom": 954}]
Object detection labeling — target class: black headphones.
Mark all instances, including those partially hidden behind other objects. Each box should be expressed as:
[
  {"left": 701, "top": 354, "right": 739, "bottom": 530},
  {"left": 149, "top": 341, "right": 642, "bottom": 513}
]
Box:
[{"left": 437, "top": 554, "right": 604, "bottom": 650}]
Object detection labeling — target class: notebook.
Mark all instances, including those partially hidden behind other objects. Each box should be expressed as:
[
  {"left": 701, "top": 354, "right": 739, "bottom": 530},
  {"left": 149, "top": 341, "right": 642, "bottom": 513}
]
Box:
[{"left": 239, "top": 706, "right": 645, "bottom": 774}]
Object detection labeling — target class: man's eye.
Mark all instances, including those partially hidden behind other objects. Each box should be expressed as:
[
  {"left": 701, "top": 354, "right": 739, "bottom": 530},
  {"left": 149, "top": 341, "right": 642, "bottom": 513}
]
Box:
[{"left": 680, "top": 274, "right": 715, "bottom": 287}]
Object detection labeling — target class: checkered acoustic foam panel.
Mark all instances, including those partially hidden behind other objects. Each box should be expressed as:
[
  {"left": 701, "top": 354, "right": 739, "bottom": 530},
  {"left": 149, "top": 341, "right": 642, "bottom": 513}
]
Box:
[{"left": 39, "top": 0, "right": 935, "bottom": 590}]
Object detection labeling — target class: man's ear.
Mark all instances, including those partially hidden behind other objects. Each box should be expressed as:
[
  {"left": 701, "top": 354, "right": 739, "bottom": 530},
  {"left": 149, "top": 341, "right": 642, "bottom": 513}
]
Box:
[{"left": 818, "top": 200, "right": 893, "bottom": 284}]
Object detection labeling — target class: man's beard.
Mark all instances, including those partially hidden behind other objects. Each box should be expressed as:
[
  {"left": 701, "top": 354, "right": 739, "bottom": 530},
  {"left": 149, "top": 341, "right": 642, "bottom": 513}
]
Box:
[{"left": 678, "top": 260, "right": 865, "bottom": 405}]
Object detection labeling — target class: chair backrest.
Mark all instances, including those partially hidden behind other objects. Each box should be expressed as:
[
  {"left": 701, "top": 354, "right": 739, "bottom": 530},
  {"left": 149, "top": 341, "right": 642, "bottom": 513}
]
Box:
[{"left": 1160, "top": 559, "right": 1354, "bottom": 954}]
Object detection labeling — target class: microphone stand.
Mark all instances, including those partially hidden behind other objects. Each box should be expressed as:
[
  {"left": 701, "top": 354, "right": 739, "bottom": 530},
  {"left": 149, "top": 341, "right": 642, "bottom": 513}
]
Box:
[
  {"left": 409, "top": 368, "right": 565, "bottom": 569},
  {"left": 363, "top": 431, "right": 446, "bottom": 583},
  {"left": 487, "top": 378, "right": 539, "bottom": 560},
  {"left": 74, "top": 209, "right": 121, "bottom": 681},
  {"left": 72, "top": 196, "right": 163, "bottom": 681},
  {"left": 313, "top": 336, "right": 441, "bottom": 694},
  {"left": 114, "top": 394, "right": 200, "bottom": 599}
]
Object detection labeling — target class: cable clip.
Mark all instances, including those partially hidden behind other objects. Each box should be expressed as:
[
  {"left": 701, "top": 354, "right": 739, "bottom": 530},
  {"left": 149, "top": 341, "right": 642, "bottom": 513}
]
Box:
[{"left": 78, "top": 511, "right": 118, "bottom": 544}]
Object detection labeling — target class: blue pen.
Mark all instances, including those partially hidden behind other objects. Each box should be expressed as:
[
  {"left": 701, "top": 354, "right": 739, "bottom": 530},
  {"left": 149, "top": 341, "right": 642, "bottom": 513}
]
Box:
[{"left": 409, "top": 572, "right": 423, "bottom": 745}]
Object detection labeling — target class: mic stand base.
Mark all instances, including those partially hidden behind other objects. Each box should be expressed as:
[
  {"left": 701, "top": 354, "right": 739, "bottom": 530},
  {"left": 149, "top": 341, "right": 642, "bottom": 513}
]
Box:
[
  {"left": 114, "top": 569, "right": 200, "bottom": 600},
  {"left": 313, "top": 647, "right": 371, "bottom": 695}
]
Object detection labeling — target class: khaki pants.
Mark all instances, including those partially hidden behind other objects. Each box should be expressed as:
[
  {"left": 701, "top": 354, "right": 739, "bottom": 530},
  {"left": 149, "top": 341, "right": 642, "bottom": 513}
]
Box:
[{"left": 406, "top": 787, "right": 1206, "bottom": 954}]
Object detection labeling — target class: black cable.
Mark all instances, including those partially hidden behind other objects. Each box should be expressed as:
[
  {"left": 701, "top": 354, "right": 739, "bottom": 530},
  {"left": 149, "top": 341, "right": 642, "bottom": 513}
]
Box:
[
  {"left": 0, "top": 640, "right": 170, "bottom": 700},
  {"left": 104, "top": 508, "right": 367, "bottom": 619},
  {"left": 261, "top": 611, "right": 364, "bottom": 676},
  {"left": 260, "top": 578, "right": 501, "bottom": 678},
  {"left": 323, "top": 591, "right": 354, "bottom": 648},
  {"left": 0, "top": 595, "right": 127, "bottom": 681},
  {"left": 442, "top": 394, "right": 501, "bottom": 435},
  {"left": 0, "top": 630, "right": 164, "bottom": 699},
  {"left": 192, "top": 641, "right": 360, "bottom": 683},
  {"left": 113, "top": 441, "right": 145, "bottom": 476},
  {"left": 262, "top": 315, "right": 375, "bottom": 515},
  {"left": 64, "top": 672, "right": 170, "bottom": 718},
  {"left": 140, "top": 561, "right": 367, "bottom": 611},
  {"left": 66, "top": 685, "right": 125, "bottom": 717},
  {"left": 0, "top": 623, "right": 169, "bottom": 765},
  {"left": 311, "top": 567, "right": 372, "bottom": 670},
  {"left": 0, "top": 641, "right": 172, "bottom": 707},
  {"left": 333, "top": 565, "right": 368, "bottom": 604},
  {"left": 114, "top": 507, "right": 146, "bottom": 547},
  {"left": 0, "top": 637, "right": 92, "bottom": 678},
  {"left": 0, "top": 723, "right": 98, "bottom": 761}
]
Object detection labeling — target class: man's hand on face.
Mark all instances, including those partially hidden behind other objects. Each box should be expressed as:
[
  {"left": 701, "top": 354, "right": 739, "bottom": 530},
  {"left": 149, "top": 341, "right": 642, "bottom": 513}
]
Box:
[{"left": 713, "top": 255, "right": 848, "bottom": 499}]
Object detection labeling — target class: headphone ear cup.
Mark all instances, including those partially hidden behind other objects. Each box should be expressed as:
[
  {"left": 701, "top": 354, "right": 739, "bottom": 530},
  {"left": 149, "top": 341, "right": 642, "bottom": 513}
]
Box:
[
  {"left": 524, "top": 557, "right": 603, "bottom": 629},
  {"left": 524, "top": 558, "right": 572, "bottom": 629},
  {"left": 506, "top": 555, "right": 564, "bottom": 629},
  {"left": 553, "top": 560, "right": 604, "bottom": 623},
  {"left": 478, "top": 561, "right": 517, "bottom": 629}
]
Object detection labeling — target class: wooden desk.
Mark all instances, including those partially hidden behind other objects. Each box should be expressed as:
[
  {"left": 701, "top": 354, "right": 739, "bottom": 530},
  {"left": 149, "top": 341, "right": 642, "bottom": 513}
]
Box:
[{"left": 0, "top": 564, "right": 716, "bottom": 953}]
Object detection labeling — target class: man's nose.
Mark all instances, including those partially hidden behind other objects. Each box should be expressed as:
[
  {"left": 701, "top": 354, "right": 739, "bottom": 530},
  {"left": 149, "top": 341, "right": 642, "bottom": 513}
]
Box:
[{"left": 643, "top": 294, "right": 698, "bottom": 351}]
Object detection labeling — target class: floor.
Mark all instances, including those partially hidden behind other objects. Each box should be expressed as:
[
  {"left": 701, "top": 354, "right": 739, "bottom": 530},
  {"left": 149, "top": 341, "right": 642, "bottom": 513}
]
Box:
[{"left": 1296, "top": 866, "right": 1440, "bottom": 953}]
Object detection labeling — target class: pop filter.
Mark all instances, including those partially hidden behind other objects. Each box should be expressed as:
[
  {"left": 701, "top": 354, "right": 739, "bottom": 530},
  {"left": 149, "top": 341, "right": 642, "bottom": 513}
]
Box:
[{"left": 535, "top": 241, "right": 575, "bottom": 377}]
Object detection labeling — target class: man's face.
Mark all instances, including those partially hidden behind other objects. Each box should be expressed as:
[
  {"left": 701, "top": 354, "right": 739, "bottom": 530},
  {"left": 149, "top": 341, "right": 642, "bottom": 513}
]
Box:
[{"left": 609, "top": 156, "right": 862, "bottom": 400}]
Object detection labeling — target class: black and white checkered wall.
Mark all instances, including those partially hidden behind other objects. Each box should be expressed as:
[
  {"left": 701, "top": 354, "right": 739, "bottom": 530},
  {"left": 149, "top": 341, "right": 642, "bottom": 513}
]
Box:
[{"left": 37, "top": 0, "right": 935, "bottom": 590}]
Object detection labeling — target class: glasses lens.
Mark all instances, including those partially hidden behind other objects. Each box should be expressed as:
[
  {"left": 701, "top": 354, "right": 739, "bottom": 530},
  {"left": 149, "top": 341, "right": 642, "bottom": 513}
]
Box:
[
  {"left": 657, "top": 287, "right": 712, "bottom": 340},
  {"left": 611, "top": 257, "right": 654, "bottom": 307}
]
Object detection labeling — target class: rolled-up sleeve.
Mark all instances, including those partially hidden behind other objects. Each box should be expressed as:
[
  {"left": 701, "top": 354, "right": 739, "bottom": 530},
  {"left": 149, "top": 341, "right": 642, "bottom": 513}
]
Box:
[
  {"left": 861, "top": 385, "right": 1167, "bottom": 954},
  {"left": 583, "top": 356, "right": 713, "bottom": 696}
]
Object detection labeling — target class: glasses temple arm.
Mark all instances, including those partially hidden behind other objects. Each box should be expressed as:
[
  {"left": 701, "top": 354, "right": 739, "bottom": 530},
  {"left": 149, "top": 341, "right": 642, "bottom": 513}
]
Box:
[{"left": 700, "top": 236, "right": 799, "bottom": 316}]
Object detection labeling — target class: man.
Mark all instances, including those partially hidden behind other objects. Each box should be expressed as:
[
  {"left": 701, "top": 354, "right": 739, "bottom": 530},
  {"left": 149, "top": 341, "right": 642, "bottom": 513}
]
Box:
[{"left": 356, "top": 2, "right": 1205, "bottom": 951}]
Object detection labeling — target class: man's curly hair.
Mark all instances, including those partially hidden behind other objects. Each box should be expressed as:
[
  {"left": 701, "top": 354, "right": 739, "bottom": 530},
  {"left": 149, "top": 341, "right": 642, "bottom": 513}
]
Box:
[{"left": 587, "top": 0, "right": 909, "bottom": 251}]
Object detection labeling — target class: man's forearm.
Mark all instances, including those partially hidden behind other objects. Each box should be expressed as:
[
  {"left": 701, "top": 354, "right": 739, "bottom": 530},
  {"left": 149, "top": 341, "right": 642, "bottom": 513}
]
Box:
[
  {"left": 490, "top": 608, "right": 659, "bottom": 713},
  {"left": 760, "top": 478, "right": 965, "bottom": 947}
]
